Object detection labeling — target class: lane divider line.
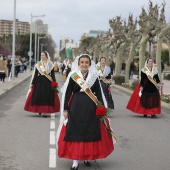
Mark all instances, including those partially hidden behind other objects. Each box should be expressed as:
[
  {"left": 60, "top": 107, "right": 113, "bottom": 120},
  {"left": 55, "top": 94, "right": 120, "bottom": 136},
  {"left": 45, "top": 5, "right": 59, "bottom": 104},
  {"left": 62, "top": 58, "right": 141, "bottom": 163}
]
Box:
[
  {"left": 50, "top": 120, "right": 55, "bottom": 129},
  {"left": 49, "top": 148, "right": 56, "bottom": 168},
  {"left": 50, "top": 131, "right": 56, "bottom": 145},
  {"left": 49, "top": 113, "right": 57, "bottom": 168}
]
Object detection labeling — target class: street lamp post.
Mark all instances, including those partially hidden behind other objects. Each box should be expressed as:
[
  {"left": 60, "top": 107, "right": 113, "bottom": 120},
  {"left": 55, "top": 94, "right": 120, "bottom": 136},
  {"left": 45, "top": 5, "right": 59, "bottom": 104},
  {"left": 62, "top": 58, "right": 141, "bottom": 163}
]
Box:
[
  {"left": 40, "top": 43, "right": 47, "bottom": 52},
  {"left": 34, "top": 23, "right": 37, "bottom": 63},
  {"left": 29, "top": 14, "right": 45, "bottom": 70},
  {"left": 12, "top": 0, "right": 16, "bottom": 79},
  {"left": 35, "top": 26, "right": 46, "bottom": 62},
  {"left": 37, "top": 36, "right": 46, "bottom": 61}
]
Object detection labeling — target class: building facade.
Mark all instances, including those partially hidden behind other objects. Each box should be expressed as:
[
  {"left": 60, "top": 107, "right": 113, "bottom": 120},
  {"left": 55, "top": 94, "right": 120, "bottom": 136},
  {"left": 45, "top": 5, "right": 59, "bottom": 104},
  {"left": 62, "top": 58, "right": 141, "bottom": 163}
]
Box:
[
  {"left": 0, "top": 19, "right": 30, "bottom": 36},
  {"left": 80, "top": 30, "right": 107, "bottom": 42},
  {"left": 59, "top": 37, "right": 74, "bottom": 50},
  {"left": 31, "top": 19, "right": 48, "bottom": 34}
]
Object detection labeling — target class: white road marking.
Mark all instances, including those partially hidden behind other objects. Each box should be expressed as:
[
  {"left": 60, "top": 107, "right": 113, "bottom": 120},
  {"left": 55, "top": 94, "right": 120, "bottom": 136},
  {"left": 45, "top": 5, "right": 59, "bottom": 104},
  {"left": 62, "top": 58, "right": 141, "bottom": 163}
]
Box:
[
  {"left": 50, "top": 120, "right": 55, "bottom": 129},
  {"left": 51, "top": 114, "right": 55, "bottom": 119},
  {"left": 49, "top": 113, "right": 57, "bottom": 168},
  {"left": 50, "top": 131, "right": 56, "bottom": 145},
  {"left": 49, "top": 148, "right": 56, "bottom": 168}
]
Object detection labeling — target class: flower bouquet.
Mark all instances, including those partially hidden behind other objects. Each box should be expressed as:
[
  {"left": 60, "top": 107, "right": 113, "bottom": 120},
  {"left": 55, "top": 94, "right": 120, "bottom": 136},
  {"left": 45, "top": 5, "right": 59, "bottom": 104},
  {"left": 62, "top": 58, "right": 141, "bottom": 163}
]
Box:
[
  {"left": 157, "top": 82, "right": 164, "bottom": 96},
  {"left": 51, "top": 81, "right": 59, "bottom": 93},
  {"left": 107, "top": 79, "right": 115, "bottom": 87},
  {"left": 96, "top": 101, "right": 119, "bottom": 142}
]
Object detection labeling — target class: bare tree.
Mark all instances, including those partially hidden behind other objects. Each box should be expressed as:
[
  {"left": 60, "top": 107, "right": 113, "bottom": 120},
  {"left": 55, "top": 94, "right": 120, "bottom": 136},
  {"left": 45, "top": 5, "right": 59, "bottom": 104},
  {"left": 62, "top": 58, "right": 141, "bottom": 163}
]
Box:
[
  {"left": 156, "top": 24, "right": 170, "bottom": 81},
  {"left": 163, "top": 29, "right": 170, "bottom": 65},
  {"left": 138, "top": 1, "right": 166, "bottom": 77},
  {"left": 109, "top": 16, "right": 132, "bottom": 76}
]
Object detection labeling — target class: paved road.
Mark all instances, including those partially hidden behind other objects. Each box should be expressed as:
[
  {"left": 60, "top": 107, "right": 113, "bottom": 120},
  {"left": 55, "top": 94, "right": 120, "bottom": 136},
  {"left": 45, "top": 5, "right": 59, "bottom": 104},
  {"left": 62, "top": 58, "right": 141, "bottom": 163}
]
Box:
[{"left": 0, "top": 73, "right": 170, "bottom": 170}]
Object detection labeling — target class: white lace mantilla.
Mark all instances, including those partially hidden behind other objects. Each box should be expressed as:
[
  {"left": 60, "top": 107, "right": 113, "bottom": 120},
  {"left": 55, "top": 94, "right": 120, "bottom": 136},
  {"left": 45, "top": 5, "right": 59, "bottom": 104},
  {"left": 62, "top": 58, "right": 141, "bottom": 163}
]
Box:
[
  {"left": 36, "top": 61, "right": 54, "bottom": 75},
  {"left": 96, "top": 62, "right": 111, "bottom": 77},
  {"left": 141, "top": 60, "right": 158, "bottom": 78}
]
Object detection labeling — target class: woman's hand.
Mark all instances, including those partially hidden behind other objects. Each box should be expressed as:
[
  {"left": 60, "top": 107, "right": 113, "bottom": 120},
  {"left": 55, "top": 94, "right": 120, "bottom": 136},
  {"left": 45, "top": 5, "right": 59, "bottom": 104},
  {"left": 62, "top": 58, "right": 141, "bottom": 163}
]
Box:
[
  {"left": 139, "top": 86, "right": 143, "bottom": 97},
  {"left": 63, "top": 111, "right": 68, "bottom": 120},
  {"left": 140, "top": 86, "right": 143, "bottom": 91}
]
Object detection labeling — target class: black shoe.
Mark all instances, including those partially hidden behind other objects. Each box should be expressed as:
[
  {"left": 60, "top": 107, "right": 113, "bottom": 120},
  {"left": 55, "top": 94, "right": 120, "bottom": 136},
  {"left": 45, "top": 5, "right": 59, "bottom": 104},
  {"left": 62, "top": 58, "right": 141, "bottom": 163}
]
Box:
[
  {"left": 151, "top": 114, "right": 157, "bottom": 118},
  {"left": 43, "top": 114, "right": 47, "bottom": 117},
  {"left": 143, "top": 115, "right": 147, "bottom": 117},
  {"left": 84, "top": 161, "right": 91, "bottom": 166},
  {"left": 70, "top": 164, "right": 79, "bottom": 170}
]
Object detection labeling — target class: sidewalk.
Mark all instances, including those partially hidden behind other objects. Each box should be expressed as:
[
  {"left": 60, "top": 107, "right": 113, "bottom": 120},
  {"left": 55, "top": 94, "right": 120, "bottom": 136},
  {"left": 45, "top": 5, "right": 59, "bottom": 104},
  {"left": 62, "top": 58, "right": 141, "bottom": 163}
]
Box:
[
  {"left": 129, "top": 75, "right": 169, "bottom": 94},
  {"left": 113, "top": 75, "right": 170, "bottom": 109},
  {"left": 0, "top": 71, "right": 32, "bottom": 99}
]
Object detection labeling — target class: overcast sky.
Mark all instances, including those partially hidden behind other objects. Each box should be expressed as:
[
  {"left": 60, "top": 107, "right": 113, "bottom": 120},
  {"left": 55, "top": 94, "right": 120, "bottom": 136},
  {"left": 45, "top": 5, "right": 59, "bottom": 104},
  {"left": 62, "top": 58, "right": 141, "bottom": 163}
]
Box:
[{"left": 1, "top": 0, "right": 170, "bottom": 49}]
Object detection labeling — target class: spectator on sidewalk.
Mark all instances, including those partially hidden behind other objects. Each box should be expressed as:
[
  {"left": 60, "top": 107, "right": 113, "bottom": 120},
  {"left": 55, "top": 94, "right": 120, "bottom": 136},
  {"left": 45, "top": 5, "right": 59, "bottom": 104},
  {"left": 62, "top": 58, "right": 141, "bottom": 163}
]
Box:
[
  {"left": 23, "top": 58, "right": 28, "bottom": 72},
  {"left": 110, "top": 61, "right": 115, "bottom": 75},
  {"left": 0, "top": 55, "right": 6, "bottom": 83},
  {"left": 121, "top": 60, "right": 126, "bottom": 75},
  {"left": 161, "top": 61, "right": 165, "bottom": 73},
  {"left": 3, "top": 56, "right": 8, "bottom": 77},
  {"left": 15, "top": 59, "right": 21, "bottom": 77},
  {"left": 31, "top": 59, "right": 35, "bottom": 70},
  {"left": 7, "top": 58, "right": 12, "bottom": 77},
  {"left": 129, "top": 60, "right": 135, "bottom": 79}
]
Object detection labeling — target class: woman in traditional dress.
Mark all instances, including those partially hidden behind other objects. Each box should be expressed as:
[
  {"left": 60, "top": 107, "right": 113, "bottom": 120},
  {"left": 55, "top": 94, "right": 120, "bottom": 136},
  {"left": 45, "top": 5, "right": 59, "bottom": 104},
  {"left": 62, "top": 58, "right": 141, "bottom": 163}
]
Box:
[
  {"left": 96, "top": 57, "right": 114, "bottom": 109},
  {"left": 24, "top": 51, "right": 60, "bottom": 117},
  {"left": 126, "top": 58, "right": 161, "bottom": 118},
  {"left": 57, "top": 54, "right": 114, "bottom": 170},
  {"left": 63, "top": 58, "right": 72, "bottom": 78}
]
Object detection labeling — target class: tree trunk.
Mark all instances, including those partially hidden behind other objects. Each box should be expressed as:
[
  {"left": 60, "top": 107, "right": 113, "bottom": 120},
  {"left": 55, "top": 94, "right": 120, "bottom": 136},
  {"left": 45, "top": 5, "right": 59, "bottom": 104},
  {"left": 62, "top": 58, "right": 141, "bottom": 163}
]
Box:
[
  {"left": 156, "top": 24, "right": 170, "bottom": 81},
  {"left": 125, "top": 36, "right": 142, "bottom": 83},
  {"left": 139, "top": 28, "right": 161, "bottom": 78},
  {"left": 115, "top": 41, "right": 130, "bottom": 76},
  {"left": 139, "top": 34, "right": 149, "bottom": 78},
  {"left": 156, "top": 35, "right": 163, "bottom": 81},
  {"left": 169, "top": 44, "right": 170, "bottom": 66},
  {"left": 125, "top": 48, "right": 132, "bottom": 83},
  {"left": 103, "top": 46, "right": 110, "bottom": 66},
  {"left": 99, "top": 48, "right": 103, "bottom": 60},
  {"left": 166, "top": 41, "right": 170, "bottom": 65},
  {"left": 93, "top": 48, "right": 97, "bottom": 64}
]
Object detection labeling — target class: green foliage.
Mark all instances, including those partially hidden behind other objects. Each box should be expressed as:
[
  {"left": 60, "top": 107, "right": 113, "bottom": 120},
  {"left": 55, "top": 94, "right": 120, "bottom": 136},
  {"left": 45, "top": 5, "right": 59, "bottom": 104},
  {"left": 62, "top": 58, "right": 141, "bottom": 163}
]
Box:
[
  {"left": 135, "top": 50, "right": 149, "bottom": 60},
  {"left": 145, "top": 51, "right": 149, "bottom": 57},
  {"left": 112, "top": 75, "right": 125, "bottom": 85},
  {"left": 0, "top": 33, "right": 56, "bottom": 60},
  {"left": 15, "top": 34, "right": 31, "bottom": 58},
  {"left": 59, "top": 48, "right": 66, "bottom": 59},
  {"left": 131, "top": 80, "right": 139, "bottom": 89},
  {"left": 81, "top": 37, "right": 94, "bottom": 47},
  {"left": 161, "top": 49, "right": 169, "bottom": 66},
  {"left": 135, "top": 50, "right": 139, "bottom": 56}
]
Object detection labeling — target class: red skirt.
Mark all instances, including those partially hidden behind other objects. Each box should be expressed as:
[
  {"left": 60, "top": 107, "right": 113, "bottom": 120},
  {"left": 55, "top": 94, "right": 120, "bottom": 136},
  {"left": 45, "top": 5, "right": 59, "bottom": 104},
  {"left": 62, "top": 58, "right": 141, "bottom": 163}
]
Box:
[
  {"left": 24, "top": 88, "right": 60, "bottom": 114},
  {"left": 58, "top": 121, "right": 114, "bottom": 160},
  {"left": 126, "top": 84, "right": 161, "bottom": 115}
]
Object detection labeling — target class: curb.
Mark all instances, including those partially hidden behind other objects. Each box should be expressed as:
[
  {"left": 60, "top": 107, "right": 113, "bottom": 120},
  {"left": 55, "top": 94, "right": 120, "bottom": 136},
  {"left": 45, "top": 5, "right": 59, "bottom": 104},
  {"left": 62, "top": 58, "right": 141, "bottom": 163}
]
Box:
[
  {"left": 112, "top": 84, "right": 170, "bottom": 110},
  {"left": 0, "top": 75, "right": 32, "bottom": 99}
]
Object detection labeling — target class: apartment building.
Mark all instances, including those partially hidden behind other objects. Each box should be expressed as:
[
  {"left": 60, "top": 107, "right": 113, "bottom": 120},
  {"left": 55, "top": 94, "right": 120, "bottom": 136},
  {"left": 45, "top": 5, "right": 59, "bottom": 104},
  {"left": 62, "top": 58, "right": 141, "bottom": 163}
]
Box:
[{"left": 0, "top": 19, "right": 30, "bottom": 36}]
